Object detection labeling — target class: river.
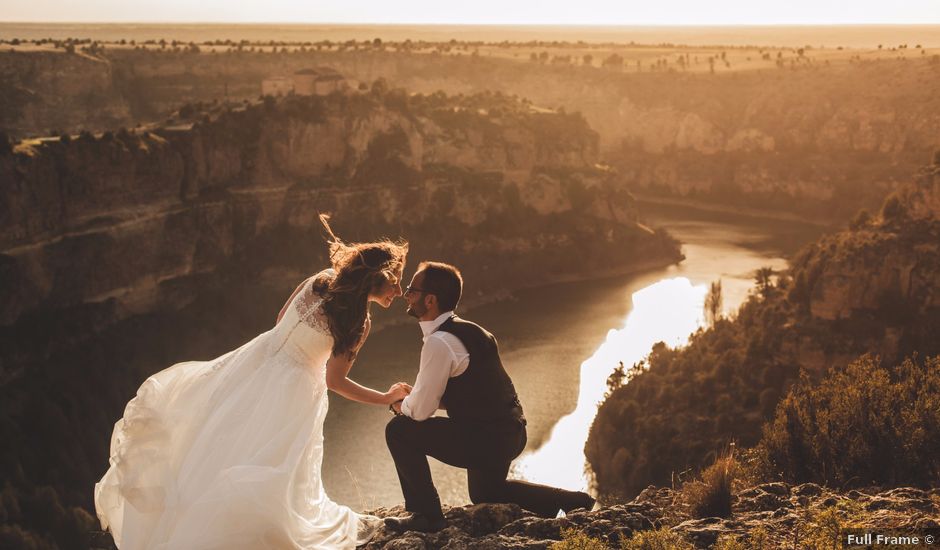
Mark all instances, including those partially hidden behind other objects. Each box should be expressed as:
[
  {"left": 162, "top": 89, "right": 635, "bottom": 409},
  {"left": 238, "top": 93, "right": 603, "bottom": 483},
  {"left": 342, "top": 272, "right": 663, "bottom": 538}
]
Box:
[{"left": 321, "top": 202, "right": 826, "bottom": 510}]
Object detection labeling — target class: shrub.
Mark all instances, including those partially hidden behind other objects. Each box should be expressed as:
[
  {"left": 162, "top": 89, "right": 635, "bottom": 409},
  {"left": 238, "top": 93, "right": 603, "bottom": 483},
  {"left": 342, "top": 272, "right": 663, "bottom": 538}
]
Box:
[
  {"left": 620, "top": 527, "right": 693, "bottom": 550},
  {"left": 799, "top": 507, "right": 847, "bottom": 550},
  {"left": 550, "top": 528, "right": 608, "bottom": 550},
  {"left": 849, "top": 209, "right": 871, "bottom": 230},
  {"left": 754, "top": 355, "right": 940, "bottom": 487},
  {"left": 713, "top": 535, "right": 746, "bottom": 550},
  {"left": 880, "top": 193, "right": 906, "bottom": 222},
  {"left": 714, "top": 526, "right": 773, "bottom": 550},
  {"left": 681, "top": 449, "right": 740, "bottom": 518}
]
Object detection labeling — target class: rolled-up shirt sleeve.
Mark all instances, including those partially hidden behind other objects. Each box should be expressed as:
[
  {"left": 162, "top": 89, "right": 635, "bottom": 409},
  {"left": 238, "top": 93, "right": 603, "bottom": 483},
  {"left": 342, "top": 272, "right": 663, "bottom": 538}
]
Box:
[{"left": 400, "top": 335, "right": 456, "bottom": 421}]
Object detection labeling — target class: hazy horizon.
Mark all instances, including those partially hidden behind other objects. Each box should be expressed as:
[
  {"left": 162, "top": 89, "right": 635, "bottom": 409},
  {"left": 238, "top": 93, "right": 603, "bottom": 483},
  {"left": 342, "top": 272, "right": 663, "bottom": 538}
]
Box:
[
  {"left": 3, "top": 0, "right": 939, "bottom": 25},
  {"left": 4, "top": 22, "right": 940, "bottom": 48}
]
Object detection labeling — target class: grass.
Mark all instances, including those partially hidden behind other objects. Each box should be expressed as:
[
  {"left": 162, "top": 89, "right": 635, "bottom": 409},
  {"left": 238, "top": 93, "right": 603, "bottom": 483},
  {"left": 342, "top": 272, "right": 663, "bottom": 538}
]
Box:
[
  {"left": 620, "top": 527, "right": 693, "bottom": 550},
  {"left": 681, "top": 448, "right": 741, "bottom": 518},
  {"left": 714, "top": 526, "right": 773, "bottom": 550},
  {"left": 550, "top": 528, "right": 608, "bottom": 550}
]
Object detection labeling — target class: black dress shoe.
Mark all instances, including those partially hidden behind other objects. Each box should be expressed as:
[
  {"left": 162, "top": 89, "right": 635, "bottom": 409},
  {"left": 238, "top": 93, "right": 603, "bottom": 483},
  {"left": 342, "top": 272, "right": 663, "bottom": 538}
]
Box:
[{"left": 384, "top": 512, "right": 447, "bottom": 533}]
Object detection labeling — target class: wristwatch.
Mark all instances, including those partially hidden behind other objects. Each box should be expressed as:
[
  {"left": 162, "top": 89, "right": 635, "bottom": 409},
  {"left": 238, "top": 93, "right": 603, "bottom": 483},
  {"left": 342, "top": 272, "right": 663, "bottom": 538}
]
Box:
[{"left": 389, "top": 401, "right": 403, "bottom": 416}]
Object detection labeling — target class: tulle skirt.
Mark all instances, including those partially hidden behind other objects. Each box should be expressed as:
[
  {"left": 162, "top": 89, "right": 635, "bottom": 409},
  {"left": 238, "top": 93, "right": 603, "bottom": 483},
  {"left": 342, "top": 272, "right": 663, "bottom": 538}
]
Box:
[{"left": 95, "top": 331, "right": 380, "bottom": 549}]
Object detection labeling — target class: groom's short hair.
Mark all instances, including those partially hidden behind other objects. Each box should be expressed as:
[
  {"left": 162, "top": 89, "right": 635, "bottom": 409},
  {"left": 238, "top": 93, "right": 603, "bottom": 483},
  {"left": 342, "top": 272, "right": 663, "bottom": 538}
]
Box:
[{"left": 418, "top": 261, "right": 462, "bottom": 312}]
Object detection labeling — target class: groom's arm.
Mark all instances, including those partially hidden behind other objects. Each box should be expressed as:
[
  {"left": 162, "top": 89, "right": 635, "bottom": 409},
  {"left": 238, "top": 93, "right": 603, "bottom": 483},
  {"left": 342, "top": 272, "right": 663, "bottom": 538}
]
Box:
[{"left": 400, "top": 337, "right": 456, "bottom": 421}]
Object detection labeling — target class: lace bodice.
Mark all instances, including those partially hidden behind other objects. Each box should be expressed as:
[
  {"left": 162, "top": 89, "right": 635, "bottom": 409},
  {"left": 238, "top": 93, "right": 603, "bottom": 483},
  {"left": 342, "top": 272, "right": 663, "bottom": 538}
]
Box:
[
  {"left": 270, "top": 270, "right": 336, "bottom": 363},
  {"left": 293, "top": 282, "right": 331, "bottom": 334}
]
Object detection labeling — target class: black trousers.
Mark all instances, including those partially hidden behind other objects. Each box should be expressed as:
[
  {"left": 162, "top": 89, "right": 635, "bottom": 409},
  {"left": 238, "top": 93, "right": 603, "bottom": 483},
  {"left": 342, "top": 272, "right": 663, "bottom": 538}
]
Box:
[{"left": 385, "top": 415, "right": 590, "bottom": 519}]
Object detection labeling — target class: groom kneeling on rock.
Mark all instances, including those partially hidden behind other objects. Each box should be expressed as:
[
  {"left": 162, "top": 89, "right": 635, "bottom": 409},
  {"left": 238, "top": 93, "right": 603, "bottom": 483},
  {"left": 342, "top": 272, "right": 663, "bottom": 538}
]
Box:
[{"left": 384, "top": 261, "right": 595, "bottom": 533}]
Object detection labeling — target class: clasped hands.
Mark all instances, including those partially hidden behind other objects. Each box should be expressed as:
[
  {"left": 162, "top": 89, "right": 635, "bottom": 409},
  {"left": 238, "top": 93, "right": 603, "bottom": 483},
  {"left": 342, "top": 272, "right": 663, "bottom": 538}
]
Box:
[{"left": 386, "top": 381, "right": 412, "bottom": 410}]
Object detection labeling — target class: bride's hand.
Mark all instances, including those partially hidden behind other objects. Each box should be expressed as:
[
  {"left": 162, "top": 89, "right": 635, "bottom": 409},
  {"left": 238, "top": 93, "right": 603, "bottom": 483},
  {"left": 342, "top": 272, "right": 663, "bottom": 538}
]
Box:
[{"left": 385, "top": 382, "right": 412, "bottom": 404}]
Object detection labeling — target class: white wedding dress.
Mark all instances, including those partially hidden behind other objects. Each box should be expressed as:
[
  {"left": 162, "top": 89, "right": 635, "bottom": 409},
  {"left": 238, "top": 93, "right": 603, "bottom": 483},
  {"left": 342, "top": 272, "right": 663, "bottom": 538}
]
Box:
[{"left": 95, "top": 271, "right": 382, "bottom": 549}]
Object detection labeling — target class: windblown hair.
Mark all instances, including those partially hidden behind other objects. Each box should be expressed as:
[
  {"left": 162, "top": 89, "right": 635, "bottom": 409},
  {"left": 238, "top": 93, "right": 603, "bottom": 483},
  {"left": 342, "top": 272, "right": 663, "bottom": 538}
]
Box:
[{"left": 311, "top": 214, "right": 408, "bottom": 359}]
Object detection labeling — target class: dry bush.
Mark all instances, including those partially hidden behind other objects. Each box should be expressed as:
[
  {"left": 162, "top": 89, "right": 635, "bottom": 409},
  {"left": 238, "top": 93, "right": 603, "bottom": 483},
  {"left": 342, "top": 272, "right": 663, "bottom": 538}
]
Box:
[
  {"left": 550, "top": 527, "right": 608, "bottom": 550},
  {"left": 620, "top": 527, "right": 693, "bottom": 550},
  {"left": 681, "top": 448, "right": 742, "bottom": 518}
]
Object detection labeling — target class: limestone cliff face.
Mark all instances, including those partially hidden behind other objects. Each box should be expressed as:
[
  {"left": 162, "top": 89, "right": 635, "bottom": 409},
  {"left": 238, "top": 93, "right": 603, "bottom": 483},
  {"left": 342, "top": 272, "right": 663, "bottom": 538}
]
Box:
[
  {"left": 4, "top": 50, "right": 938, "bottom": 220},
  {"left": 0, "top": 51, "right": 130, "bottom": 135},
  {"left": 799, "top": 164, "right": 940, "bottom": 323},
  {"left": 0, "top": 91, "right": 676, "bottom": 333}
]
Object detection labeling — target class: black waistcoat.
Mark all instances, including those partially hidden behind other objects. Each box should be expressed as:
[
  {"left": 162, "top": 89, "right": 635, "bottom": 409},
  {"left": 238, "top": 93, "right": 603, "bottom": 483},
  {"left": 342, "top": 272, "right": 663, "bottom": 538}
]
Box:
[{"left": 436, "top": 316, "right": 525, "bottom": 424}]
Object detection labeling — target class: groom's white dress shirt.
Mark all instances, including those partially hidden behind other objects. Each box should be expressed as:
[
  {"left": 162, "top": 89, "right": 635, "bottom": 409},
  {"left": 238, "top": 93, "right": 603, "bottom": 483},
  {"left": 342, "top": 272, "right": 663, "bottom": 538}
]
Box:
[{"left": 400, "top": 311, "right": 470, "bottom": 421}]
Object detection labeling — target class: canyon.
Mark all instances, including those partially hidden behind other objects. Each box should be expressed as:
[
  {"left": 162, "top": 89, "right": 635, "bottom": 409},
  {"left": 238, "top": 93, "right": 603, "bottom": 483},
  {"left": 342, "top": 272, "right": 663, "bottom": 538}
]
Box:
[{"left": 3, "top": 47, "right": 940, "bottom": 220}]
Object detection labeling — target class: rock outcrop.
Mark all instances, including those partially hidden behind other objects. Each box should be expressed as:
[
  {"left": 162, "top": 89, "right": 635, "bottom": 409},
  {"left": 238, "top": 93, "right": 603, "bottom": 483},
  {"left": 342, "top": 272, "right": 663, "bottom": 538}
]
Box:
[
  {"left": 0, "top": 91, "right": 677, "bottom": 331},
  {"left": 4, "top": 48, "right": 939, "bottom": 220},
  {"left": 800, "top": 163, "right": 940, "bottom": 323},
  {"left": 86, "top": 483, "right": 940, "bottom": 549}
]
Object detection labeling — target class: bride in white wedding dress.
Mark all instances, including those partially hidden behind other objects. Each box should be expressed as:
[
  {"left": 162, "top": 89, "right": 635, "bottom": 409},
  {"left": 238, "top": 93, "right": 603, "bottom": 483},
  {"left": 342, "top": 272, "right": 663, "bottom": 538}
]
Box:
[{"left": 95, "top": 216, "right": 410, "bottom": 549}]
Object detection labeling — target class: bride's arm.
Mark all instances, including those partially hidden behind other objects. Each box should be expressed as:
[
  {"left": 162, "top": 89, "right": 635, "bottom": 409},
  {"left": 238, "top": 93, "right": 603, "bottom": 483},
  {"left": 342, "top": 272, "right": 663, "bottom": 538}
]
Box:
[
  {"left": 325, "top": 358, "right": 409, "bottom": 405},
  {"left": 325, "top": 317, "right": 410, "bottom": 405}
]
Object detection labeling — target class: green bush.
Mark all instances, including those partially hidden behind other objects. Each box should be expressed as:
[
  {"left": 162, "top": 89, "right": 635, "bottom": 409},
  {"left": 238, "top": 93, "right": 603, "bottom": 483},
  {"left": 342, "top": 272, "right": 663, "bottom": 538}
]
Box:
[{"left": 755, "top": 355, "right": 940, "bottom": 487}]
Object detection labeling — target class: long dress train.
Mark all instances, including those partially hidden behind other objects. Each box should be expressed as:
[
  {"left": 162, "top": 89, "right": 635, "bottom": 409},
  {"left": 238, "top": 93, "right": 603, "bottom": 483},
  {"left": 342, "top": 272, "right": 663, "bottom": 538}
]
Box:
[{"left": 95, "top": 272, "right": 381, "bottom": 549}]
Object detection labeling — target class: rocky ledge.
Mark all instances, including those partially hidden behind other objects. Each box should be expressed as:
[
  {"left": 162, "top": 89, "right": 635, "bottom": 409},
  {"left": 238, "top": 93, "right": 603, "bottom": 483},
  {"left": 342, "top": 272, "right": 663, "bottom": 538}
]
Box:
[{"left": 355, "top": 483, "right": 940, "bottom": 549}]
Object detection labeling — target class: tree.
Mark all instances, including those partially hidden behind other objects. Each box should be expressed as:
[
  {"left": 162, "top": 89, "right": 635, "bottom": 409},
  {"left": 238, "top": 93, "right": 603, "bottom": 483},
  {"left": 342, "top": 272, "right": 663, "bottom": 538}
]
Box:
[
  {"left": 880, "top": 193, "right": 906, "bottom": 222},
  {"left": 370, "top": 78, "right": 389, "bottom": 96},
  {"left": 850, "top": 209, "right": 872, "bottom": 230},
  {"left": 602, "top": 53, "right": 623, "bottom": 68},
  {"left": 605, "top": 362, "right": 626, "bottom": 397},
  {"left": 704, "top": 279, "right": 723, "bottom": 326},
  {"left": 755, "top": 267, "right": 774, "bottom": 298}
]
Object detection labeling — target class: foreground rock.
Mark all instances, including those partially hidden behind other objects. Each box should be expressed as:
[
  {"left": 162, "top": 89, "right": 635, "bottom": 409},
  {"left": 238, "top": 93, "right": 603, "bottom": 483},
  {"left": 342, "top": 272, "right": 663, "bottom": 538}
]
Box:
[{"left": 356, "top": 483, "right": 940, "bottom": 549}]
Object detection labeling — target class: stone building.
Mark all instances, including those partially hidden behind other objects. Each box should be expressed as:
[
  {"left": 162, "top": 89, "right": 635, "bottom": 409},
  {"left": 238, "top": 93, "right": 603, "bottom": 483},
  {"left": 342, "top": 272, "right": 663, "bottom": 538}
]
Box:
[{"left": 293, "top": 67, "right": 347, "bottom": 96}]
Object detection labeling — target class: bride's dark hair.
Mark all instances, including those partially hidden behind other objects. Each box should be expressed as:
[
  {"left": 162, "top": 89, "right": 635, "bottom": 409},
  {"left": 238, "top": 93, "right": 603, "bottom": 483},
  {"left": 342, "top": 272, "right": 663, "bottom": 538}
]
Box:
[{"left": 312, "top": 214, "right": 408, "bottom": 359}]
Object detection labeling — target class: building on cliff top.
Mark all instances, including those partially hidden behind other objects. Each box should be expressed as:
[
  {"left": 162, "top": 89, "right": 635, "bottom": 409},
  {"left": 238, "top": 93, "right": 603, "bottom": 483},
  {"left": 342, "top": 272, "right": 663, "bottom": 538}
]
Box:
[
  {"left": 261, "top": 68, "right": 348, "bottom": 97},
  {"left": 294, "top": 67, "right": 348, "bottom": 96}
]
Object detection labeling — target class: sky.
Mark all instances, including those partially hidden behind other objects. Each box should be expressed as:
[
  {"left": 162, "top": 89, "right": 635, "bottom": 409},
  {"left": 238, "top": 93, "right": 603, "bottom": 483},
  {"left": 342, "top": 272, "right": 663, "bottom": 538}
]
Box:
[{"left": 3, "top": 0, "right": 940, "bottom": 25}]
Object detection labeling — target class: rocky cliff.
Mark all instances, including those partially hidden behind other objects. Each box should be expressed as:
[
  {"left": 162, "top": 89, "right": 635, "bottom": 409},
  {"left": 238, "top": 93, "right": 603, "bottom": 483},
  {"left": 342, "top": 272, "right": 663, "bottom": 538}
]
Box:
[
  {"left": 4, "top": 48, "right": 939, "bottom": 220},
  {"left": 0, "top": 50, "right": 130, "bottom": 135},
  {"left": 801, "top": 162, "right": 940, "bottom": 322},
  {"left": 0, "top": 90, "right": 675, "bottom": 330}
]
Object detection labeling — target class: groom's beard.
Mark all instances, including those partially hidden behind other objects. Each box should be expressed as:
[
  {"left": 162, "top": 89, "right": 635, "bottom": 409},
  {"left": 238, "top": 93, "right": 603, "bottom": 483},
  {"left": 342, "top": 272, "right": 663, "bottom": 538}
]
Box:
[{"left": 406, "top": 302, "right": 425, "bottom": 319}]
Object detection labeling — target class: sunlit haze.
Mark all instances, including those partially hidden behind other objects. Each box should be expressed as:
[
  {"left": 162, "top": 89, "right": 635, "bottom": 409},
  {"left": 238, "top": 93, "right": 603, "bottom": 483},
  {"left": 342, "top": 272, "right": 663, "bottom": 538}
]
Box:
[{"left": 3, "top": 0, "right": 940, "bottom": 24}]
